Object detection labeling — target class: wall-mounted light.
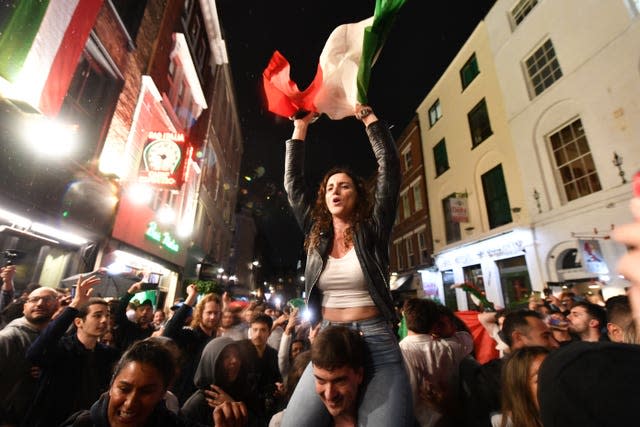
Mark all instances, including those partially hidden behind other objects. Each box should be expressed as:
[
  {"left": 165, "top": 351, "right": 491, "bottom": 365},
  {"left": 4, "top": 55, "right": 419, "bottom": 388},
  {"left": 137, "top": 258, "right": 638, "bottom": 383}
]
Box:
[
  {"left": 612, "top": 151, "right": 627, "bottom": 184},
  {"left": 533, "top": 189, "right": 542, "bottom": 214},
  {"left": 511, "top": 207, "right": 522, "bottom": 213}
]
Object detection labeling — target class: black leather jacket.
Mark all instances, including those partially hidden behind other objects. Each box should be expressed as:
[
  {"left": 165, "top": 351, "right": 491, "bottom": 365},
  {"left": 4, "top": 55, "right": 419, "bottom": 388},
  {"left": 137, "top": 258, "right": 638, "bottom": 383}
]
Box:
[{"left": 284, "top": 120, "right": 400, "bottom": 325}]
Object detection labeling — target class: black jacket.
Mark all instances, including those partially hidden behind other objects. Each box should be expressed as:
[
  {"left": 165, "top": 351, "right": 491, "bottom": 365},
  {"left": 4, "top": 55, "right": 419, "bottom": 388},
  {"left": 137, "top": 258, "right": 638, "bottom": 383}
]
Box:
[
  {"left": 163, "top": 303, "right": 214, "bottom": 404},
  {"left": 284, "top": 120, "right": 400, "bottom": 325},
  {"left": 23, "top": 306, "right": 119, "bottom": 427},
  {"left": 60, "top": 393, "right": 205, "bottom": 427}
]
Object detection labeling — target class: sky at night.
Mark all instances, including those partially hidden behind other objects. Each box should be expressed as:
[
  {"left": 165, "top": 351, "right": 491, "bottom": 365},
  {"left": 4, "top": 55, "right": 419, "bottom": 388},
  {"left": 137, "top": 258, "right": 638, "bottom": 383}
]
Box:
[{"left": 216, "top": 0, "right": 495, "bottom": 278}]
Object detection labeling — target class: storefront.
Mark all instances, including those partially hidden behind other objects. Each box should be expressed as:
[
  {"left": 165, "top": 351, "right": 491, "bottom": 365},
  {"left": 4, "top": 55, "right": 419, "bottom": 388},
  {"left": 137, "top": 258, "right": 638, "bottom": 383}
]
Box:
[
  {"left": 0, "top": 203, "right": 94, "bottom": 290},
  {"left": 430, "top": 228, "right": 536, "bottom": 311}
]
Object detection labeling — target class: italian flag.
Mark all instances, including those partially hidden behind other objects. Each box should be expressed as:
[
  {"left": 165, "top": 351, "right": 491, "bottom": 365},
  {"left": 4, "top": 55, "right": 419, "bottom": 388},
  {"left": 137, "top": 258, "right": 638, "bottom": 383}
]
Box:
[
  {"left": 262, "top": 0, "right": 407, "bottom": 120},
  {"left": 0, "top": 0, "right": 104, "bottom": 116}
]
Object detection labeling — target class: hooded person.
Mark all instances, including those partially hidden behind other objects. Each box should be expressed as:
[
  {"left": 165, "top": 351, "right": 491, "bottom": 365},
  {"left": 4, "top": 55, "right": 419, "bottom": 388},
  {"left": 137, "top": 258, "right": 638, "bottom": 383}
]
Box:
[{"left": 181, "top": 337, "right": 259, "bottom": 425}]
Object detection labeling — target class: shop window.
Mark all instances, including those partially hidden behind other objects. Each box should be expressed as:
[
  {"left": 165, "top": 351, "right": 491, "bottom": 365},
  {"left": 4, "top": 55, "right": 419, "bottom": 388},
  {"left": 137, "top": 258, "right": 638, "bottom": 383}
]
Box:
[
  {"left": 548, "top": 118, "right": 601, "bottom": 202},
  {"left": 442, "top": 269, "right": 458, "bottom": 311},
  {"left": 463, "top": 264, "right": 485, "bottom": 310},
  {"left": 525, "top": 39, "right": 563, "bottom": 97},
  {"left": 460, "top": 53, "right": 479, "bottom": 90},
  {"left": 481, "top": 164, "right": 513, "bottom": 229},
  {"left": 468, "top": 98, "right": 493, "bottom": 148},
  {"left": 498, "top": 256, "right": 532, "bottom": 307}
]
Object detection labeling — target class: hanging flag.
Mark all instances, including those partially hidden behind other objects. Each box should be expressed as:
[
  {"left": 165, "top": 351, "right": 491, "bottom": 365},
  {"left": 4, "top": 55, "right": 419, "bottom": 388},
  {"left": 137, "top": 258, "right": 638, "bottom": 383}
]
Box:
[
  {"left": 0, "top": 0, "right": 104, "bottom": 116},
  {"left": 0, "top": 0, "right": 51, "bottom": 82},
  {"left": 262, "top": 0, "right": 407, "bottom": 120}
]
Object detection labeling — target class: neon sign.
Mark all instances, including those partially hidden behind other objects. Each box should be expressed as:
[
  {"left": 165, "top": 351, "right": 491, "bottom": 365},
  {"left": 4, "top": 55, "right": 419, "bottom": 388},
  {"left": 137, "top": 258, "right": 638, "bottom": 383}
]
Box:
[{"left": 145, "top": 221, "right": 180, "bottom": 253}]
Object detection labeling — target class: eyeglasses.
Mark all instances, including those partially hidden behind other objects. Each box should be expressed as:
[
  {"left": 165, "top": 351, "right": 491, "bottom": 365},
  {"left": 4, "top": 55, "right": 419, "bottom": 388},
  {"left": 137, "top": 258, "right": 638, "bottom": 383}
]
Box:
[{"left": 26, "top": 295, "right": 57, "bottom": 304}]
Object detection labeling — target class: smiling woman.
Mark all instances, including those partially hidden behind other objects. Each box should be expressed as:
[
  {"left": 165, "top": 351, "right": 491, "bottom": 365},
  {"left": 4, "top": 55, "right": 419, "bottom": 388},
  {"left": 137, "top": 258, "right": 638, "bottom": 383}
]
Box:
[{"left": 60, "top": 338, "right": 246, "bottom": 427}]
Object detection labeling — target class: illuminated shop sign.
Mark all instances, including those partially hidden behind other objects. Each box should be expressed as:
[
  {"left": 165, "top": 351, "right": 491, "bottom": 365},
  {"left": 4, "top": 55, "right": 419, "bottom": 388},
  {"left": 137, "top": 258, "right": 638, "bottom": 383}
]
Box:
[
  {"left": 145, "top": 221, "right": 180, "bottom": 253},
  {"left": 139, "top": 132, "right": 186, "bottom": 188}
]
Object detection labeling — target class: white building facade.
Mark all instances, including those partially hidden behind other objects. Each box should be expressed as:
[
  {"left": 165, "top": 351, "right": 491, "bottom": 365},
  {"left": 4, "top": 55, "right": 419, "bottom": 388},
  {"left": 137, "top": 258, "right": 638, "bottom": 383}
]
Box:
[{"left": 418, "top": 0, "right": 640, "bottom": 310}]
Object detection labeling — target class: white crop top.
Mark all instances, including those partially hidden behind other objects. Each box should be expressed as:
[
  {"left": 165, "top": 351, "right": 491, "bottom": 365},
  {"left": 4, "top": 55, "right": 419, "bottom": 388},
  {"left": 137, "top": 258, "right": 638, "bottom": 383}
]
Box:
[{"left": 317, "top": 247, "right": 375, "bottom": 308}]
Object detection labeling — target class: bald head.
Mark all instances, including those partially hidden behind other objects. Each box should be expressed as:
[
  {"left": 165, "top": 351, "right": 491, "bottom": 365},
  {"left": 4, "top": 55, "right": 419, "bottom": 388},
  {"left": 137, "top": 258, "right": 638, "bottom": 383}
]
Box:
[{"left": 23, "top": 287, "right": 59, "bottom": 326}]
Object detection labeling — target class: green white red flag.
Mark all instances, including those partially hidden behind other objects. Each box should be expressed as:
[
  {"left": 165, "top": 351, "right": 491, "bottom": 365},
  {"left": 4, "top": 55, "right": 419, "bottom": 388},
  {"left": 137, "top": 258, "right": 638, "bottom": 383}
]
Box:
[
  {"left": 0, "top": 0, "right": 104, "bottom": 116},
  {"left": 262, "top": 0, "right": 407, "bottom": 120}
]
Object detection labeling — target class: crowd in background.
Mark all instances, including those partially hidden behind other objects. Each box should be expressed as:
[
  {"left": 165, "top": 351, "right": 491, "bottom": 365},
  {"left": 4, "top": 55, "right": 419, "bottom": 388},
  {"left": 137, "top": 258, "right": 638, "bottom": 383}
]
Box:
[{"left": 1, "top": 260, "right": 639, "bottom": 426}]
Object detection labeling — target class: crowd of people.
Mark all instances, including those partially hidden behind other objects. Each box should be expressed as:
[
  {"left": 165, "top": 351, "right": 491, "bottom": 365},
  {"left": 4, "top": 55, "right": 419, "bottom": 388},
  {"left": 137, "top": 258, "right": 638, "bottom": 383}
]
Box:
[{"left": 1, "top": 106, "right": 639, "bottom": 427}]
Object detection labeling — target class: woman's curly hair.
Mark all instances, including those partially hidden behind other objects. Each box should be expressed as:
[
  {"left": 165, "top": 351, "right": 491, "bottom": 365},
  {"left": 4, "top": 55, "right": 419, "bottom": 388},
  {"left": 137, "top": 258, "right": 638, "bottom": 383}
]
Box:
[{"left": 305, "top": 167, "right": 372, "bottom": 250}]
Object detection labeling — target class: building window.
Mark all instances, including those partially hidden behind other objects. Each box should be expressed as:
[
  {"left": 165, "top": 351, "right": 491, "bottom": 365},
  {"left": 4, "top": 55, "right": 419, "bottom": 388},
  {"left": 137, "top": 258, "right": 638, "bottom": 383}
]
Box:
[
  {"left": 548, "top": 118, "right": 601, "bottom": 202},
  {"left": 627, "top": 0, "right": 640, "bottom": 16},
  {"left": 443, "top": 194, "right": 461, "bottom": 244},
  {"left": 460, "top": 53, "right": 479, "bottom": 89},
  {"left": 481, "top": 164, "right": 513, "bottom": 229},
  {"left": 468, "top": 98, "right": 493, "bottom": 147},
  {"left": 428, "top": 99, "right": 442, "bottom": 126},
  {"left": 406, "top": 238, "right": 415, "bottom": 267},
  {"left": 111, "top": 0, "right": 149, "bottom": 41},
  {"left": 433, "top": 138, "right": 449, "bottom": 177},
  {"left": 168, "top": 58, "right": 176, "bottom": 81},
  {"left": 403, "top": 149, "right": 413, "bottom": 171},
  {"left": 402, "top": 192, "right": 411, "bottom": 219},
  {"left": 525, "top": 39, "right": 563, "bottom": 97},
  {"left": 418, "top": 232, "right": 428, "bottom": 264},
  {"left": 412, "top": 184, "right": 423, "bottom": 211},
  {"left": 511, "top": 0, "right": 538, "bottom": 27},
  {"left": 395, "top": 241, "right": 404, "bottom": 270}
]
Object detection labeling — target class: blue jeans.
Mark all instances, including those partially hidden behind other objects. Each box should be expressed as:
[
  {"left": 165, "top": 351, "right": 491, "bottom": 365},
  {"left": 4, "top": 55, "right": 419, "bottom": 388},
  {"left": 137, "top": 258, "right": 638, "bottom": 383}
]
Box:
[{"left": 280, "top": 317, "right": 414, "bottom": 427}]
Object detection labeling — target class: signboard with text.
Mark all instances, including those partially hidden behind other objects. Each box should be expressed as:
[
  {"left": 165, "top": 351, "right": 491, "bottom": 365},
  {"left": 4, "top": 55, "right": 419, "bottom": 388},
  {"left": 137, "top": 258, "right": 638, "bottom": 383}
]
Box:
[
  {"left": 138, "top": 132, "right": 186, "bottom": 189},
  {"left": 449, "top": 197, "right": 469, "bottom": 223}
]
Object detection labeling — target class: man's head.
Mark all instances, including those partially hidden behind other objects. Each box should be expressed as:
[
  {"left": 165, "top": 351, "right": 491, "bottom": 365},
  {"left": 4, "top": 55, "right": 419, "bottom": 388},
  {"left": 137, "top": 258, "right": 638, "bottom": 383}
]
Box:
[
  {"left": 312, "top": 326, "right": 364, "bottom": 420},
  {"left": 249, "top": 314, "right": 273, "bottom": 350},
  {"left": 605, "top": 295, "right": 632, "bottom": 343},
  {"left": 191, "top": 293, "right": 221, "bottom": 334},
  {"left": 23, "top": 287, "right": 59, "bottom": 326},
  {"left": 502, "top": 310, "right": 558, "bottom": 350},
  {"left": 220, "top": 309, "right": 237, "bottom": 328},
  {"left": 74, "top": 298, "right": 110, "bottom": 340},
  {"left": 152, "top": 309, "right": 166, "bottom": 326},
  {"left": 567, "top": 301, "right": 606, "bottom": 341},
  {"left": 403, "top": 298, "right": 439, "bottom": 334},
  {"left": 135, "top": 299, "right": 153, "bottom": 326},
  {"left": 559, "top": 292, "right": 575, "bottom": 310},
  {"left": 290, "top": 339, "right": 307, "bottom": 361}
]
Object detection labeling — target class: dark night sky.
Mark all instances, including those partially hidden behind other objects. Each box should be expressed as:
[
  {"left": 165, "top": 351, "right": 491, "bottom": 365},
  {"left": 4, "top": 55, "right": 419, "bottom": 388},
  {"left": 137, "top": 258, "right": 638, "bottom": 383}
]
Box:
[{"left": 216, "top": 1, "right": 495, "bottom": 278}]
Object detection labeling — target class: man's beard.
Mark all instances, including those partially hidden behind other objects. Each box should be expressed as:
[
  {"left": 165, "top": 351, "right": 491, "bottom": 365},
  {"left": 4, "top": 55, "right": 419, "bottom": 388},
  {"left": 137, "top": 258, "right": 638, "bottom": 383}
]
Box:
[{"left": 26, "top": 314, "right": 51, "bottom": 325}]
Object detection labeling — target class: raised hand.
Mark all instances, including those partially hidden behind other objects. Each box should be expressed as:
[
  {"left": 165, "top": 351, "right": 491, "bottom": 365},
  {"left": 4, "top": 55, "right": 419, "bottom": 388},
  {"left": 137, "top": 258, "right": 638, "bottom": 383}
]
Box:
[{"left": 69, "top": 274, "right": 102, "bottom": 308}]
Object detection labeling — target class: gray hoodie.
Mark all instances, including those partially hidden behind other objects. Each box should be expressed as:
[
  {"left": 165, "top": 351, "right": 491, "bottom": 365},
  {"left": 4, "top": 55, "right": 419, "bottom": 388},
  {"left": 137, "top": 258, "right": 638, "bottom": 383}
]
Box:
[{"left": 0, "top": 317, "right": 41, "bottom": 423}]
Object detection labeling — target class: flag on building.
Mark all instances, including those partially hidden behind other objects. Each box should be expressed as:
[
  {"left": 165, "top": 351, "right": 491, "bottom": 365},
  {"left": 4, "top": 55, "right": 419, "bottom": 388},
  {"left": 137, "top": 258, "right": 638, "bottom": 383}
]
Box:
[
  {"left": 0, "top": 0, "right": 104, "bottom": 116},
  {"left": 262, "top": 0, "right": 407, "bottom": 120}
]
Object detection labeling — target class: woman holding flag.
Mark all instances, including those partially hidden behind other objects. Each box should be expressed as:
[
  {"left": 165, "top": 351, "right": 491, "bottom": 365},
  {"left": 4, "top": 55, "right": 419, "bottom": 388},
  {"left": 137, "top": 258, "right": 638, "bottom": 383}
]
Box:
[
  {"left": 262, "top": 2, "right": 413, "bottom": 424},
  {"left": 280, "top": 104, "right": 413, "bottom": 426}
]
